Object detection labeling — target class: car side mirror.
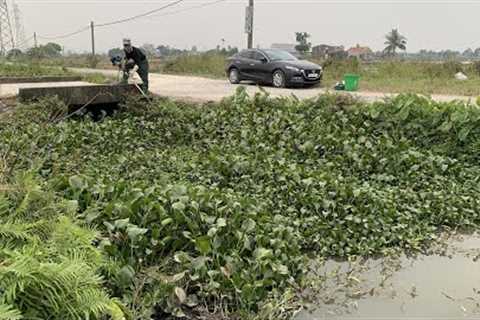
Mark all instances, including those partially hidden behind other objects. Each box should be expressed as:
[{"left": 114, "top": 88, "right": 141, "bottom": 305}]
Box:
[{"left": 261, "top": 57, "right": 268, "bottom": 63}]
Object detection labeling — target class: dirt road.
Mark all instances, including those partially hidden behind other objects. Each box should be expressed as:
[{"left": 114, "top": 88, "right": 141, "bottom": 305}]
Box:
[
  {"left": 70, "top": 68, "right": 474, "bottom": 104},
  {"left": 0, "top": 67, "right": 474, "bottom": 104}
]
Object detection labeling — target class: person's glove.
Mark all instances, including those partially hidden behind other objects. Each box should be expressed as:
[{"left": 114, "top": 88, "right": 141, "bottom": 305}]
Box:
[
  {"left": 125, "top": 59, "right": 136, "bottom": 69},
  {"left": 110, "top": 55, "right": 123, "bottom": 66},
  {"left": 126, "top": 65, "right": 138, "bottom": 79}
]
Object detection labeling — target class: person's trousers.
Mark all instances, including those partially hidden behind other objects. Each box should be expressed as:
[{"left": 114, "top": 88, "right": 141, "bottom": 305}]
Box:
[{"left": 137, "top": 61, "right": 149, "bottom": 92}]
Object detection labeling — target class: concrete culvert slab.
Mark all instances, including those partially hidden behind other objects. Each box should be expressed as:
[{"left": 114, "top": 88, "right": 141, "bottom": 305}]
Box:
[{"left": 18, "top": 84, "right": 139, "bottom": 106}]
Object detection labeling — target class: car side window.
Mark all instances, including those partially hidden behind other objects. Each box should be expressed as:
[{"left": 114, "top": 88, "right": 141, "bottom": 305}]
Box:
[
  {"left": 239, "top": 51, "right": 251, "bottom": 59},
  {"left": 251, "top": 52, "right": 266, "bottom": 61}
]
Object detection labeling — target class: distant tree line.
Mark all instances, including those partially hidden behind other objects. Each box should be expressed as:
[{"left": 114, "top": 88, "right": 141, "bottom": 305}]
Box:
[
  {"left": 7, "top": 37, "right": 480, "bottom": 62},
  {"left": 3, "top": 42, "right": 239, "bottom": 60},
  {"left": 6, "top": 42, "right": 62, "bottom": 59},
  {"left": 107, "top": 44, "right": 239, "bottom": 59},
  {"left": 414, "top": 48, "right": 480, "bottom": 60}
]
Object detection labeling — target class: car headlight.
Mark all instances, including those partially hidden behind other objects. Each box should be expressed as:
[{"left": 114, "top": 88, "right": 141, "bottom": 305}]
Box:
[{"left": 286, "top": 66, "right": 301, "bottom": 72}]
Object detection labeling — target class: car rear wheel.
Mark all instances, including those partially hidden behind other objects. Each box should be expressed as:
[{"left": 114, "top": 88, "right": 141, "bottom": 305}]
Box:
[
  {"left": 229, "top": 68, "right": 240, "bottom": 84},
  {"left": 272, "top": 70, "right": 286, "bottom": 88}
]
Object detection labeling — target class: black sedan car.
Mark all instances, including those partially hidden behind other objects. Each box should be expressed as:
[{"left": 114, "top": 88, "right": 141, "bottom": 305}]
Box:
[{"left": 226, "top": 49, "right": 323, "bottom": 88}]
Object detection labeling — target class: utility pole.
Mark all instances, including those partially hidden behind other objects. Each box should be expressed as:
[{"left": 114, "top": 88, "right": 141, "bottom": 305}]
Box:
[
  {"left": 246, "top": 0, "right": 254, "bottom": 49},
  {"left": 90, "top": 21, "right": 95, "bottom": 57},
  {"left": 33, "top": 31, "right": 37, "bottom": 48}
]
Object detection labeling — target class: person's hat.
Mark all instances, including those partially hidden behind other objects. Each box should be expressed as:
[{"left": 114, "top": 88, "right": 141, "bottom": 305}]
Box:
[{"left": 123, "top": 38, "right": 132, "bottom": 46}]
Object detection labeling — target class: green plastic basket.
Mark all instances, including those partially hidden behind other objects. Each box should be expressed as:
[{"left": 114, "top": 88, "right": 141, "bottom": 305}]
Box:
[{"left": 344, "top": 74, "right": 360, "bottom": 92}]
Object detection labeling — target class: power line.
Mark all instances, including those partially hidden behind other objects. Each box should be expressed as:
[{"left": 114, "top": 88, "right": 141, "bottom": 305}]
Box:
[
  {"left": 34, "top": 0, "right": 187, "bottom": 42},
  {"left": 96, "top": 0, "right": 186, "bottom": 27},
  {"left": 29, "top": 0, "right": 229, "bottom": 51},
  {"left": 37, "top": 25, "right": 89, "bottom": 40},
  {"left": 145, "top": 0, "right": 228, "bottom": 20},
  {"left": 15, "top": 33, "right": 33, "bottom": 49}
]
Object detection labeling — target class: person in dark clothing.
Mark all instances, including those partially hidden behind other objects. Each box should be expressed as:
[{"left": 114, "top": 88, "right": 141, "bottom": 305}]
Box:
[{"left": 123, "top": 39, "right": 149, "bottom": 92}]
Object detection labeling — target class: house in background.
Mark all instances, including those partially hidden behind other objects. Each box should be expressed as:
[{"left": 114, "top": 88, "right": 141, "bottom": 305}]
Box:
[
  {"left": 347, "top": 44, "right": 373, "bottom": 60},
  {"left": 312, "top": 44, "right": 347, "bottom": 59}
]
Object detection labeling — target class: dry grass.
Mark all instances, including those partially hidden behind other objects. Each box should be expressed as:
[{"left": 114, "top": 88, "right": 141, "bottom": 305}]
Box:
[
  {"left": 318, "top": 59, "right": 480, "bottom": 96},
  {"left": 15, "top": 54, "right": 480, "bottom": 96}
]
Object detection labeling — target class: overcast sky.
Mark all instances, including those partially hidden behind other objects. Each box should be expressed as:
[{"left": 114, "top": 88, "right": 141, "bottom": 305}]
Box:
[{"left": 14, "top": 0, "right": 480, "bottom": 53}]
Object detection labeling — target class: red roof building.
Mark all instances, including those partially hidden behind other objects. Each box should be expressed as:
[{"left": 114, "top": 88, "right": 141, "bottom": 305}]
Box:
[{"left": 347, "top": 44, "right": 373, "bottom": 59}]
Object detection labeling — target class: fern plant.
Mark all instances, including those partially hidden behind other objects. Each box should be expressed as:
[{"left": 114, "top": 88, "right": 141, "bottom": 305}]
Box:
[
  {"left": 0, "top": 174, "right": 126, "bottom": 320},
  {"left": 0, "top": 304, "right": 22, "bottom": 320}
]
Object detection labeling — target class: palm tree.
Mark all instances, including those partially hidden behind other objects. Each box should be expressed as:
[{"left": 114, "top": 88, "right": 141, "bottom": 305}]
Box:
[{"left": 384, "top": 29, "right": 407, "bottom": 56}]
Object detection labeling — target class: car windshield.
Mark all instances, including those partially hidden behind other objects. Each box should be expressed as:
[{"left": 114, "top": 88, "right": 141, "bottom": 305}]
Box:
[{"left": 263, "top": 50, "right": 298, "bottom": 61}]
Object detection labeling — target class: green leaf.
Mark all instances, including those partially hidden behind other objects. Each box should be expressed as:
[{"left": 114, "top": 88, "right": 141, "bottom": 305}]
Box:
[
  {"left": 369, "top": 108, "right": 381, "bottom": 119},
  {"left": 172, "top": 202, "right": 186, "bottom": 212},
  {"left": 174, "top": 251, "right": 191, "bottom": 263},
  {"left": 438, "top": 120, "right": 453, "bottom": 132},
  {"left": 276, "top": 264, "right": 289, "bottom": 275},
  {"left": 396, "top": 103, "right": 411, "bottom": 121},
  {"left": 114, "top": 218, "right": 130, "bottom": 229},
  {"left": 207, "top": 227, "right": 218, "bottom": 237},
  {"left": 242, "top": 218, "right": 256, "bottom": 232},
  {"left": 301, "top": 178, "right": 314, "bottom": 186},
  {"left": 255, "top": 248, "right": 273, "bottom": 261},
  {"left": 117, "top": 265, "right": 135, "bottom": 287},
  {"left": 458, "top": 125, "right": 473, "bottom": 142},
  {"left": 161, "top": 218, "right": 174, "bottom": 226},
  {"left": 217, "top": 218, "right": 227, "bottom": 228},
  {"left": 69, "top": 175, "right": 86, "bottom": 191},
  {"left": 126, "top": 226, "right": 148, "bottom": 240},
  {"left": 172, "top": 272, "right": 186, "bottom": 282},
  {"left": 0, "top": 304, "right": 22, "bottom": 320},
  {"left": 171, "top": 185, "right": 187, "bottom": 198},
  {"left": 195, "top": 236, "right": 211, "bottom": 254},
  {"left": 104, "top": 221, "right": 115, "bottom": 232}
]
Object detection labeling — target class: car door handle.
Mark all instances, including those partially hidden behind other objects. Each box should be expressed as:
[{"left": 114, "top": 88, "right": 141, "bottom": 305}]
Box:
[{"left": 250, "top": 63, "right": 255, "bottom": 66}]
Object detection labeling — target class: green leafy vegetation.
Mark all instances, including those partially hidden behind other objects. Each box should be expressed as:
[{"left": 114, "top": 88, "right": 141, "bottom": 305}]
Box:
[
  {"left": 321, "top": 59, "right": 480, "bottom": 96},
  {"left": 0, "top": 62, "right": 111, "bottom": 84},
  {"left": 80, "top": 72, "right": 113, "bottom": 84},
  {"left": 0, "top": 173, "right": 125, "bottom": 320},
  {"left": 1, "top": 90, "right": 480, "bottom": 318},
  {"left": 0, "top": 62, "right": 73, "bottom": 77},
  {"left": 161, "top": 53, "right": 227, "bottom": 78}
]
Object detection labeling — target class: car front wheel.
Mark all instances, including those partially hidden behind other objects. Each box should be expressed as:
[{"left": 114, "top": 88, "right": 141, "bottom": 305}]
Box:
[
  {"left": 272, "top": 70, "right": 286, "bottom": 88},
  {"left": 229, "top": 68, "right": 240, "bottom": 84}
]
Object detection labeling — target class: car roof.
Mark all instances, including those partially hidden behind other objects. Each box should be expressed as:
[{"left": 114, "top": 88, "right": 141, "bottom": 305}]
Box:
[
  {"left": 238, "top": 49, "right": 268, "bottom": 56},
  {"left": 240, "top": 48, "right": 262, "bottom": 53}
]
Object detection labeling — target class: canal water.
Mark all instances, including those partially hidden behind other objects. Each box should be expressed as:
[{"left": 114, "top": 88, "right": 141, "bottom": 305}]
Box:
[{"left": 296, "top": 234, "right": 480, "bottom": 320}]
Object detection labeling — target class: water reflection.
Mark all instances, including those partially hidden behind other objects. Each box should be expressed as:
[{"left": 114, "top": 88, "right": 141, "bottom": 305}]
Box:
[{"left": 297, "top": 234, "right": 480, "bottom": 320}]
